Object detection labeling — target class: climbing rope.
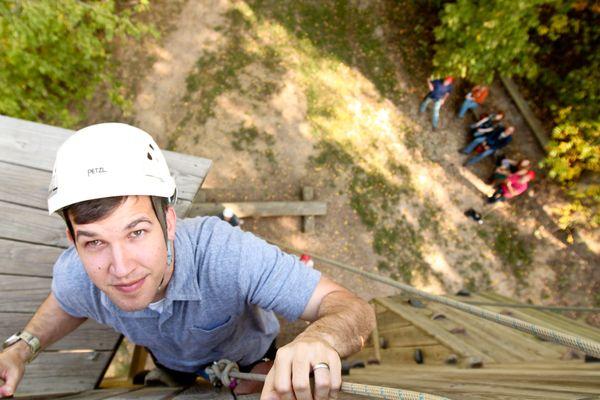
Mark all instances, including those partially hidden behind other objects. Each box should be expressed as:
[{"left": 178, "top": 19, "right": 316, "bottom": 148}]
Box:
[
  {"left": 205, "top": 359, "right": 452, "bottom": 400},
  {"left": 461, "top": 301, "right": 600, "bottom": 313},
  {"left": 267, "top": 239, "right": 600, "bottom": 358}
]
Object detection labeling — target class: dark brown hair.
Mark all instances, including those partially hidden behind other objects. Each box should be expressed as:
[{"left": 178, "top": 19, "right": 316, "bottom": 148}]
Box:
[{"left": 64, "top": 196, "right": 168, "bottom": 241}]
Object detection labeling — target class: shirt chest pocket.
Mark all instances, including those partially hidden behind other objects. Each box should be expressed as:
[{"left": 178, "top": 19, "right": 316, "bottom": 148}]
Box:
[{"left": 186, "top": 315, "right": 235, "bottom": 348}]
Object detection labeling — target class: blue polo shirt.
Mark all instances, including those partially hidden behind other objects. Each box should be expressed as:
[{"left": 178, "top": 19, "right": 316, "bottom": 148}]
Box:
[{"left": 51, "top": 216, "right": 321, "bottom": 372}]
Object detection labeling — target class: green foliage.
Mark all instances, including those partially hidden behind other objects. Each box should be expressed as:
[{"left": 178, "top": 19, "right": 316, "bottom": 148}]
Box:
[
  {"left": 544, "top": 122, "right": 600, "bottom": 183},
  {"left": 432, "top": 0, "right": 547, "bottom": 83},
  {"left": 0, "top": 0, "right": 150, "bottom": 126},
  {"left": 533, "top": 2, "right": 600, "bottom": 228}
]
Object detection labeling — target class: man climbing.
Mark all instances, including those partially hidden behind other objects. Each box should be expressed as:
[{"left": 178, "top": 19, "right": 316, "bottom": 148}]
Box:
[
  {"left": 419, "top": 76, "right": 453, "bottom": 129},
  {"left": 0, "top": 123, "right": 375, "bottom": 399}
]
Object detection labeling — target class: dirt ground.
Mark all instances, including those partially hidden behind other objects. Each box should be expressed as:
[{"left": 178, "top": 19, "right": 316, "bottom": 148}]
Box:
[{"left": 94, "top": 0, "right": 598, "bottom": 332}]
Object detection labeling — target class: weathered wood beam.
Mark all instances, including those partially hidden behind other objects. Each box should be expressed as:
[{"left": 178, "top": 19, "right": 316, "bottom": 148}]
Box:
[
  {"left": 500, "top": 76, "right": 550, "bottom": 149},
  {"left": 188, "top": 201, "right": 327, "bottom": 218}
]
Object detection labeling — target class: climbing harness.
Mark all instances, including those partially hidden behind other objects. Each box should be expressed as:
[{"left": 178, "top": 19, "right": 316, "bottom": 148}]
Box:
[
  {"left": 205, "top": 359, "right": 451, "bottom": 400},
  {"left": 268, "top": 239, "right": 600, "bottom": 358}
]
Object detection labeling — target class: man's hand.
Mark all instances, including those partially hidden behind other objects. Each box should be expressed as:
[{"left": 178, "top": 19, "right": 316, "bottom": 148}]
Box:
[
  {"left": 0, "top": 341, "right": 29, "bottom": 397},
  {"left": 260, "top": 336, "right": 341, "bottom": 400}
]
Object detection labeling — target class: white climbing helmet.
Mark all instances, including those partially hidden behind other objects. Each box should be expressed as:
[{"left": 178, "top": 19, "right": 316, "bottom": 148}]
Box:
[{"left": 47, "top": 123, "right": 177, "bottom": 215}]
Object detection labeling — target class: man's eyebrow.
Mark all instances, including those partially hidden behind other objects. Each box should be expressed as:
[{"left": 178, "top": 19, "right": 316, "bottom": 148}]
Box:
[
  {"left": 76, "top": 230, "right": 97, "bottom": 241},
  {"left": 124, "top": 217, "right": 153, "bottom": 230}
]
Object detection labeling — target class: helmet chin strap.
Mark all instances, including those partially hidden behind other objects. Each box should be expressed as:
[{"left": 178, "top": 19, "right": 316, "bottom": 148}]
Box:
[{"left": 157, "top": 240, "right": 173, "bottom": 293}]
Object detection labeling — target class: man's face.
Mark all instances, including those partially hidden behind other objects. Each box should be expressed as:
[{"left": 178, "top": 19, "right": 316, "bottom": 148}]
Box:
[{"left": 69, "top": 196, "right": 176, "bottom": 311}]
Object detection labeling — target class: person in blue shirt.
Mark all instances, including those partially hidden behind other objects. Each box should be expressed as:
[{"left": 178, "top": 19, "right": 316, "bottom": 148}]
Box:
[
  {"left": 461, "top": 125, "right": 515, "bottom": 166},
  {"left": 419, "top": 76, "right": 454, "bottom": 129},
  {"left": 0, "top": 124, "right": 375, "bottom": 400}
]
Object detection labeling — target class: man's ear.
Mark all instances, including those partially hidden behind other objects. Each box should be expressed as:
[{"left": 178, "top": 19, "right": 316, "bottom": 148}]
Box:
[
  {"left": 66, "top": 227, "right": 74, "bottom": 244},
  {"left": 166, "top": 206, "right": 177, "bottom": 242}
]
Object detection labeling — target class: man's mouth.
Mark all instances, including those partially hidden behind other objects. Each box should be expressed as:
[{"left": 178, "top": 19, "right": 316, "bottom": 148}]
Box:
[{"left": 113, "top": 277, "right": 146, "bottom": 293}]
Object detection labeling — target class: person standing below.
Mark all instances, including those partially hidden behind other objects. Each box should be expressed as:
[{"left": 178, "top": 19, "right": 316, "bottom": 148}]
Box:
[
  {"left": 487, "top": 170, "right": 535, "bottom": 203},
  {"left": 419, "top": 76, "right": 454, "bottom": 129},
  {"left": 489, "top": 158, "right": 531, "bottom": 186},
  {"left": 469, "top": 111, "right": 504, "bottom": 137},
  {"left": 461, "top": 125, "right": 515, "bottom": 166},
  {"left": 217, "top": 207, "right": 241, "bottom": 227},
  {"left": 458, "top": 85, "right": 489, "bottom": 118}
]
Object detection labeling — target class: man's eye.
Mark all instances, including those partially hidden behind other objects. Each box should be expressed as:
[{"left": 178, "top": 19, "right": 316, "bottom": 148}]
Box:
[
  {"left": 86, "top": 240, "right": 103, "bottom": 248},
  {"left": 130, "top": 229, "right": 144, "bottom": 238}
]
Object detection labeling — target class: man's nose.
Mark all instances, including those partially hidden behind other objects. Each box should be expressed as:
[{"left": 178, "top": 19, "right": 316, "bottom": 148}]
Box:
[{"left": 108, "top": 243, "right": 134, "bottom": 278}]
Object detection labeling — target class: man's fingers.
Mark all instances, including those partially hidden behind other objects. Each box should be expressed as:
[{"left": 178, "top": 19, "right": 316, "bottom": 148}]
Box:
[
  {"left": 0, "top": 367, "right": 18, "bottom": 398},
  {"left": 291, "top": 358, "right": 311, "bottom": 400},
  {"left": 273, "top": 351, "right": 294, "bottom": 400},
  {"left": 328, "top": 357, "right": 342, "bottom": 400},
  {"left": 312, "top": 364, "right": 331, "bottom": 400},
  {"left": 260, "top": 369, "right": 278, "bottom": 400}
]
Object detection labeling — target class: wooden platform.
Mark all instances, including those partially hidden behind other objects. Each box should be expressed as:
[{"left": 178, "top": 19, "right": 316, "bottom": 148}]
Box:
[
  {"left": 351, "top": 293, "right": 599, "bottom": 366},
  {"left": 347, "top": 362, "right": 600, "bottom": 399},
  {"left": 344, "top": 292, "right": 600, "bottom": 399},
  {"left": 0, "top": 115, "right": 211, "bottom": 397}
]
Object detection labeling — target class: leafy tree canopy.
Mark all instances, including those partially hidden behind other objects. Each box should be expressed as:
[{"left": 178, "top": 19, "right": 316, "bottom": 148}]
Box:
[{"left": 0, "top": 0, "right": 150, "bottom": 126}]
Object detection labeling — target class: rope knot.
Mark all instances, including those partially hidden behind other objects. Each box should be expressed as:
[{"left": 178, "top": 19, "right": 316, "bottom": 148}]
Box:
[{"left": 204, "top": 359, "right": 239, "bottom": 389}]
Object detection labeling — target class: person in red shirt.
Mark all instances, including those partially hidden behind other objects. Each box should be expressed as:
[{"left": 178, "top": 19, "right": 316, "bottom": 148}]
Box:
[
  {"left": 458, "top": 85, "right": 489, "bottom": 118},
  {"left": 487, "top": 170, "right": 535, "bottom": 203}
]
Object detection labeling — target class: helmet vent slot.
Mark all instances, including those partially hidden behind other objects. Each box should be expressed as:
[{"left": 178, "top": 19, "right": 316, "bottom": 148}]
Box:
[{"left": 147, "top": 152, "right": 153, "bottom": 160}]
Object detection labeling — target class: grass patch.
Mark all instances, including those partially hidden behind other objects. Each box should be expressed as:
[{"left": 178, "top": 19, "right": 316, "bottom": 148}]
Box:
[
  {"left": 247, "top": 0, "right": 403, "bottom": 102},
  {"left": 228, "top": 125, "right": 277, "bottom": 167},
  {"left": 478, "top": 219, "right": 534, "bottom": 284},
  {"left": 184, "top": 6, "right": 285, "bottom": 126}
]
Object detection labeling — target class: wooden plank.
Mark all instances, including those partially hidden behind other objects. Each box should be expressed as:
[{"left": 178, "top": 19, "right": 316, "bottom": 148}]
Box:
[
  {"left": 352, "top": 370, "right": 600, "bottom": 395},
  {"left": 375, "top": 297, "right": 492, "bottom": 363},
  {"left": 370, "top": 304, "right": 381, "bottom": 363},
  {"left": 348, "top": 364, "right": 600, "bottom": 399},
  {"left": 0, "top": 275, "right": 51, "bottom": 313},
  {"left": 13, "top": 351, "right": 113, "bottom": 396},
  {"left": 381, "top": 325, "right": 439, "bottom": 348},
  {"left": 376, "top": 308, "right": 412, "bottom": 330},
  {"left": 381, "top": 344, "right": 453, "bottom": 365},
  {"left": 428, "top": 302, "right": 562, "bottom": 362},
  {"left": 0, "top": 115, "right": 211, "bottom": 202},
  {"left": 173, "top": 383, "right": 235, "bottom": 399},
  {"left": 0, "top": 239, "right": 62, "bottom": 277},
  {"left": 188, "top": 201, "right": 327, "bottom": 218},
  {"left": 500, "top": 76, "right": 550, "bottom": 148},
  {"left": 0, "top": 201, "right": 68, "bottom": 247},
  {"left": 34, "top": 388, "right": 138, "bottom": 400},
  {"left": 0, "top": 312, "right": 119, "bottom": 351},
  {"left": 128, "top": 346, "right": 149, "bottom": 380},
  {"left": 104, "top": 387, "right": 184, "bottom": 399},
  {"left": 301, "top": 186, "right": 315, "bottom": 233},
  {"left": 0, "top": 161, "right": 50, "bottom": 209}
]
